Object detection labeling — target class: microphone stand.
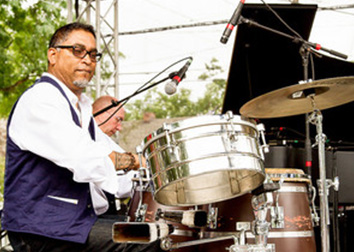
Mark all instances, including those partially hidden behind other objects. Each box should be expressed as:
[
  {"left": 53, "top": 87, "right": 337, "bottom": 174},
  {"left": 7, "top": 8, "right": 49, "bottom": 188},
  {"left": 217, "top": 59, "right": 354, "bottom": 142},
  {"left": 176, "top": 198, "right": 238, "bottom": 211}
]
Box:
[
  {"left": 299, "top": 45, "right": 313, "bottom": 180},
  {"left": 238, "top": 15, "right": 347, "bottom": 252},
  {"left": 239, "top": 16, "right": 348, "bottom": 60},
  {"left": 93, "top": 75, "right": 171, "bottom": 117}
]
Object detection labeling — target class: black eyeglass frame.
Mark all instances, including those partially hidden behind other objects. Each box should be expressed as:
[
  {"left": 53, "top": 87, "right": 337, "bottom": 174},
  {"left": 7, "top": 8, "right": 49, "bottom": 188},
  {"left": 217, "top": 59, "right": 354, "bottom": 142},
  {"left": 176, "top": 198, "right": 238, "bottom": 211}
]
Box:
[{"left": 54, "top": 45, "right": 102, "bottom": 62}]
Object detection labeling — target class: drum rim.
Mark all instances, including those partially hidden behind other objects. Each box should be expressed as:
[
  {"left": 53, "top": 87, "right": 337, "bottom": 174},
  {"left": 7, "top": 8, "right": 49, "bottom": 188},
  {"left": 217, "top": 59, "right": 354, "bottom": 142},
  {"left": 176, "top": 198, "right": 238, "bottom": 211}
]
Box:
[
  {"left": 142, "top": 114, "right": 258, "bottom": 150},
  {"left": 267, "top": 173, "right": 311, "bottom": 182}
]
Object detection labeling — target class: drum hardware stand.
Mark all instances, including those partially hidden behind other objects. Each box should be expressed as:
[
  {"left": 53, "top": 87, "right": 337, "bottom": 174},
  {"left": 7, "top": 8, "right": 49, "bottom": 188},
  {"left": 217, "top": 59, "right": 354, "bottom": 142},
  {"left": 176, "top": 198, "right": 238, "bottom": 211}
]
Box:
[
  {"left": 237, "top": 15, "right": 348, "bottom": 247},
  {"left": 307, "top": 97, "right": 340, "bottom": 252},
  {"left": 270, "top": 177, "right": 284, "bottom": 229},
  {"left": 136, "top": 145, "right": 151, "bottom": 179},
  {"left": 228, "top": 243, "right": 275, "bottom": 252},
  {"left": 160, "top": 230, "right": 273, "bottom": 251},
  {"left": 227, "top": 222, "right": 275, "bottom": 252},
  {"left": 158, "top": 187, "right": 277, "bottom": 251},
  {"left": 132, "top": 145, "right": 150, "bottom": 222},
  {"left": 160, "top": 234, "right": 238, "bottom": 251},
  {"left": 206, "top": 204, "right": 218, "bottom": 229},
  {"left": 251, "top": 191, "right": 273, "bottom": 247}
]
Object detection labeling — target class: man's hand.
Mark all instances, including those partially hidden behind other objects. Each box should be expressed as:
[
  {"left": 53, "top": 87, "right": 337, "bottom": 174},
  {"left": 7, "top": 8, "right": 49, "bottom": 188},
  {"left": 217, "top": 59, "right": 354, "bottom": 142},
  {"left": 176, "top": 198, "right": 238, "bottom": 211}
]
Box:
[{"left": 109, "top": 151, "right": 147, "bottom": 172}]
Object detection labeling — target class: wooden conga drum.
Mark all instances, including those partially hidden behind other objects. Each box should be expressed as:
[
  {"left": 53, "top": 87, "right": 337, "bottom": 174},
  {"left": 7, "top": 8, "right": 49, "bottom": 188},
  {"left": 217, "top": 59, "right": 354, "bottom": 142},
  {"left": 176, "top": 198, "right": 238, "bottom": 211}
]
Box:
[{"left": 198, "top": 168, "right": 316, "bottom": 252}]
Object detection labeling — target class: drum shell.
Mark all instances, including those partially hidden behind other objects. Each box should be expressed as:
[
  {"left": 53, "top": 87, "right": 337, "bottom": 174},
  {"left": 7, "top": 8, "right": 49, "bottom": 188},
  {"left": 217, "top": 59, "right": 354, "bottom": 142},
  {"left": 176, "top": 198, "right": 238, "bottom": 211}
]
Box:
[
  {"left": 142, "top": 114, "right": 266, "bottom": 206},
  {"left": 199, "top": 169, "right": 316, "bottom": 252}
]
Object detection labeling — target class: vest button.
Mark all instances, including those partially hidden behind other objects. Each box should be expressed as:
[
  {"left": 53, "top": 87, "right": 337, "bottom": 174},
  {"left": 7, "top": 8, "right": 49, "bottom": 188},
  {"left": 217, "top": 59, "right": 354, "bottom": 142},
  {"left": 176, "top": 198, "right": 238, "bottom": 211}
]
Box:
[{"left": 87, "top": 204, "right": 92, "bottom": 208}]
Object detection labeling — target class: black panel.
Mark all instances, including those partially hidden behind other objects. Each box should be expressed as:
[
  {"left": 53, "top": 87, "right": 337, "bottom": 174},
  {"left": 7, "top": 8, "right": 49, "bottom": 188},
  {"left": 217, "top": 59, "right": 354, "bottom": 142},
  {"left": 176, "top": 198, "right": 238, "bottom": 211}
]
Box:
[
  {"left": 265, "top": 146, "right": 354, "bottom": 204},
  {"left": 222, "top": 3, "right": 354, "bottom": 144}
]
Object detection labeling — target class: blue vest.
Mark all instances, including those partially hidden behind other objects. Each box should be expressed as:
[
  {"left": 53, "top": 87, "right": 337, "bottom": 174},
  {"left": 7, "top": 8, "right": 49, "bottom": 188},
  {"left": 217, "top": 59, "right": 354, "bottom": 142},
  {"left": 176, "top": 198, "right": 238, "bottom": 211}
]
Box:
[{"left": 2, "top": 76, "right": 98, "bottom": 243}]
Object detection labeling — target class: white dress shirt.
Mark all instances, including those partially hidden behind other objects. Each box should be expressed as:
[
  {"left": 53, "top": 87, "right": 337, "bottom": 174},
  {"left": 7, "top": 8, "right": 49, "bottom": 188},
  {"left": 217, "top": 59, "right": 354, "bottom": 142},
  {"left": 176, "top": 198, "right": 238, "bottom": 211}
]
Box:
[{"left": 9, "top": 73, "right": 119, "bottom": 215}]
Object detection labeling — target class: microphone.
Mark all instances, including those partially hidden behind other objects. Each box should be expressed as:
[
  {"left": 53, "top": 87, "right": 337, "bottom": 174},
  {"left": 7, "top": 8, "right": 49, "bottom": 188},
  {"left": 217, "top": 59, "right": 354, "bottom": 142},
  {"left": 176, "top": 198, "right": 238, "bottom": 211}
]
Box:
[
  {"left": 112, "top": 222, "right": 174, "bottom": 244},
  {"left": 165, "top": 58, "right": 193, "bottom": 95},
  {"left": 220, "top": 0, "right": 245, "bottom": 44},
  {"left": 156, "top": 209, "right": 208, "bottom": 228}
]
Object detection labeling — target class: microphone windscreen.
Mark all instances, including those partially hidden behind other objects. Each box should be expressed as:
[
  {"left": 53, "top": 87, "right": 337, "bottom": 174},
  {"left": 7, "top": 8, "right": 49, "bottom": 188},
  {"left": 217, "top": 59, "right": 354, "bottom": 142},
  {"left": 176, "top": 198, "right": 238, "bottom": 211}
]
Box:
[{"left": 164, "top": 81, "right": 177, "bottom": 95}]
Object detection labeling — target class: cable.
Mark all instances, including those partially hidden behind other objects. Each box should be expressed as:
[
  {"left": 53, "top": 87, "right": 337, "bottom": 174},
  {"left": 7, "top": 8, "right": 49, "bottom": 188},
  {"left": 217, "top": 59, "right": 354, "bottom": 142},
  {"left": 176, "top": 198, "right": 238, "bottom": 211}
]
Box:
[
  {"left": 260, "top": 0, "right": 303, "bottom": 40},
  {"left": 259, "top": 0, "right": 321, "bottom": 79}
]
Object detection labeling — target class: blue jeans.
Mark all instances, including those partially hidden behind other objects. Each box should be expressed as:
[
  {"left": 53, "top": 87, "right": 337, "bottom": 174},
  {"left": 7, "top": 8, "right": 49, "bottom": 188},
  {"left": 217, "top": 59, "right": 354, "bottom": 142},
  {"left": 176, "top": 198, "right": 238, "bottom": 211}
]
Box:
[{"left": 8, "top": 218, "right": 163, "bottom": 252}]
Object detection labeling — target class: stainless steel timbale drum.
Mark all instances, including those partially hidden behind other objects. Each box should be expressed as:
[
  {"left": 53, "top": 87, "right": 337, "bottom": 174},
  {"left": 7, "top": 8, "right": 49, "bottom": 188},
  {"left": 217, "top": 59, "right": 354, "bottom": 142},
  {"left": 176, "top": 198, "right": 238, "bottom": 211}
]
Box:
[{"left": 142, "top": 112, "right": 266, "bottom": 206}]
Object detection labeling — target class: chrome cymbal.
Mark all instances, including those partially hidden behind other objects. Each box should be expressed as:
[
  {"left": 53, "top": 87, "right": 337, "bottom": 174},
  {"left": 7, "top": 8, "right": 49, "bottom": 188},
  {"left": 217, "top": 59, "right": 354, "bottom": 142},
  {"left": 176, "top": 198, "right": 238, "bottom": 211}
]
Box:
[{"left": 240, "top": 76, "right": 354, "bottom": 118}]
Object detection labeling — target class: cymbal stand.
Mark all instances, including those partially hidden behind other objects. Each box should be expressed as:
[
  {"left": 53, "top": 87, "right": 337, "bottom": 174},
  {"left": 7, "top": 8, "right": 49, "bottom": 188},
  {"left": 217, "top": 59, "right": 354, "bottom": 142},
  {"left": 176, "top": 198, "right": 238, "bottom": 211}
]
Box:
[{"left": 307, "top": 96, "right": 338, "bottom": 252}]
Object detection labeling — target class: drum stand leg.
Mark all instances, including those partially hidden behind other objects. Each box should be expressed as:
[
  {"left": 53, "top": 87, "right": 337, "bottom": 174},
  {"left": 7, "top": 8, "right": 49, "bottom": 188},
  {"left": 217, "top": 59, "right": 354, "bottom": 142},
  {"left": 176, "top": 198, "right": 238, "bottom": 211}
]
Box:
[
  {"left": 160, "top": 235, "right": 239, "bottom": 251},
  {"left": 308, "top": 109, "right": 339, "bottom": 252}
]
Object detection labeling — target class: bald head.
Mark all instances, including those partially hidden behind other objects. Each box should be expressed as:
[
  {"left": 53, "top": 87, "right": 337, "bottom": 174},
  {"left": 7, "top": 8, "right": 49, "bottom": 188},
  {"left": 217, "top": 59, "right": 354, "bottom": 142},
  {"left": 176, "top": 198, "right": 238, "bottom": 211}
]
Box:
[{"left": 93, "top": 95, "right": 125, "bottom": 136}]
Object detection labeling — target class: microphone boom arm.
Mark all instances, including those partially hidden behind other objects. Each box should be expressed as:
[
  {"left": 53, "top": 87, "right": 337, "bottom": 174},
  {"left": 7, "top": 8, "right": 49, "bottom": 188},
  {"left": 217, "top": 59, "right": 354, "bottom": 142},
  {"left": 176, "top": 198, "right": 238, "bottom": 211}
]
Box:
[
  {"left": 93, "top": 75, "right": 170, "bottom": 117},
  {"left": 239, "top": 16, "right": 348, "bottom": 60}
]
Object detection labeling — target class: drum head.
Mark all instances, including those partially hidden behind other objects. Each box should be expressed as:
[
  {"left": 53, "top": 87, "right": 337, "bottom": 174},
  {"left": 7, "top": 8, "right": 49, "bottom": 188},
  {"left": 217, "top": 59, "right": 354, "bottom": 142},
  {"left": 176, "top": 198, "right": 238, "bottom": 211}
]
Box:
[{"left": 266, "top": 168, "right": 311, "bottom": 183}]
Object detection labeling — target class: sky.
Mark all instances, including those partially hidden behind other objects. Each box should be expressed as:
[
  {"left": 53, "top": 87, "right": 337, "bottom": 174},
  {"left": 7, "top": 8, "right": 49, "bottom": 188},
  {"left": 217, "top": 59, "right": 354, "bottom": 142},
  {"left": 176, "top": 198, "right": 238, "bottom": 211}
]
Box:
[
  {"left": 25, "top": 0, "right": 354, "bottom": 103},
  {"left": 105, "top": 0, "right": 354, "bottom": 103}
]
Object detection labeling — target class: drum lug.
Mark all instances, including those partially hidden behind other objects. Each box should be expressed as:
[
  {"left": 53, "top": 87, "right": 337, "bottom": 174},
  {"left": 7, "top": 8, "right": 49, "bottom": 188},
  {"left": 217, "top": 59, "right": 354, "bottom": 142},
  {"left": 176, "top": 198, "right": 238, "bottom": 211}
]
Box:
[
  {"left": 225, "top": 111, "right": 239, "bottom": 144},
  {"left": 163, "top": 123, "right": 180, "bottom": 163},
  {"left": 257, "top": 123, "right": 269, "bottom": 155}
]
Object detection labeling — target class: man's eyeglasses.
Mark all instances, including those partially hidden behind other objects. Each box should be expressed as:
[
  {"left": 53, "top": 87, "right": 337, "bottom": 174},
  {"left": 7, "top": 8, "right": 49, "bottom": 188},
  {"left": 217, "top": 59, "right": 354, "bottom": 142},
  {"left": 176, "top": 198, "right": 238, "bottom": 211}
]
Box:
[{"left": 54, "top": 45, "right": 102, "bottom": 62}]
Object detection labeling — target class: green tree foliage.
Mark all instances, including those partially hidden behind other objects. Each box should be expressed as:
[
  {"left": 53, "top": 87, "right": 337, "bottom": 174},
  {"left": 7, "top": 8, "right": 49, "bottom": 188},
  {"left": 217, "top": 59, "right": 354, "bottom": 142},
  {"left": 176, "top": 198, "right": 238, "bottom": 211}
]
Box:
[
  {"left": 0, "top": 0, "right": 66, "bottom": 116},
  {"left": 125, "top": 58, "right": 226, "bottom": 120}
]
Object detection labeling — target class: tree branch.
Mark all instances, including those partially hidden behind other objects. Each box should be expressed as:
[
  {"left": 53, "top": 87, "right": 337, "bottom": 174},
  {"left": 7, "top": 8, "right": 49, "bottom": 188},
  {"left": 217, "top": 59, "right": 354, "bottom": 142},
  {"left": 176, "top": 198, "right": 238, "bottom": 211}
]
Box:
[{"left": 0, "top": 75, "right": 30, "bottom": 92}]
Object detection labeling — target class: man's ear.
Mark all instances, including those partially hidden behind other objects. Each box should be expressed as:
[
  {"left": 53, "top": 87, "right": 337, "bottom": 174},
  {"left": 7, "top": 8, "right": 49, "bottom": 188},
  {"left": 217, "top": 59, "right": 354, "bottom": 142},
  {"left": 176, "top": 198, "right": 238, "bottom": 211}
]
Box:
[{"left": 47, "top": 47, "right": 57, "bottom": 65}]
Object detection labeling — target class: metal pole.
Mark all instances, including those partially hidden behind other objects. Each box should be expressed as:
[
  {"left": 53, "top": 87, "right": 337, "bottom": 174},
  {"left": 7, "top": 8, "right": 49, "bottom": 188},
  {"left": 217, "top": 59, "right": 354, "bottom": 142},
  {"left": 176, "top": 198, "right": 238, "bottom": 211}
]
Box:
[
  {"left": 67, "top": 0, "right": 73, "bottom": 22},
  {"left": 95, "top": 0, "right": 101, "bottom": 98},
  {"left": 114, "top": 0, "right": 119, "bottom": 99},
  {"left": 314, "top": 112, "right": 330, "bottom": 252}
]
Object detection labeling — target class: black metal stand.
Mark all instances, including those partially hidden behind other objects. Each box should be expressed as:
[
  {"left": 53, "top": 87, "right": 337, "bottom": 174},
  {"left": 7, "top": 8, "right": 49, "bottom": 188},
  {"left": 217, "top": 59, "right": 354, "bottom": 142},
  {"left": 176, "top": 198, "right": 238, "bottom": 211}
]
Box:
[
  {"left": 93, "top": 75, "right": 171, "bottom": 117},
  {"left": 238, "top": 14, "right": 347, "bottom": 252}
]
